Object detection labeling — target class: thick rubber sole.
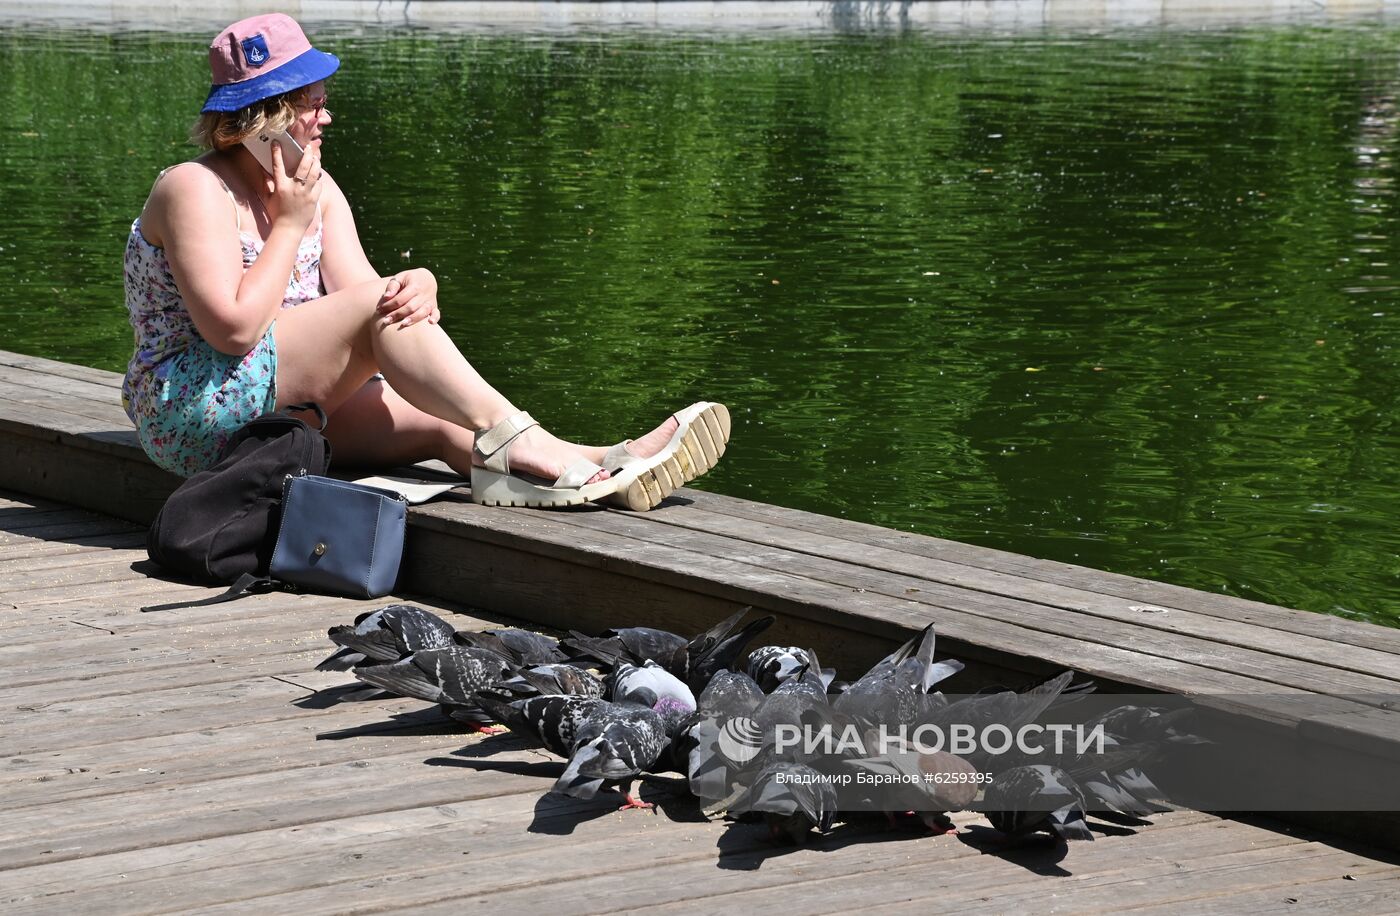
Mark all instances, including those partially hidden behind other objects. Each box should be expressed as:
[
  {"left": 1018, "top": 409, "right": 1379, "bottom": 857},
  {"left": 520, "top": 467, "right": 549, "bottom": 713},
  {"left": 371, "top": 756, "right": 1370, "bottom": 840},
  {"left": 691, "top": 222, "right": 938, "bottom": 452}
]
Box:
[
  {"left": 469, "top": 466, "right": 623, "bottom": 508},
  {"left": 609, "top": 402, "right": 731, "bottom": 512}
]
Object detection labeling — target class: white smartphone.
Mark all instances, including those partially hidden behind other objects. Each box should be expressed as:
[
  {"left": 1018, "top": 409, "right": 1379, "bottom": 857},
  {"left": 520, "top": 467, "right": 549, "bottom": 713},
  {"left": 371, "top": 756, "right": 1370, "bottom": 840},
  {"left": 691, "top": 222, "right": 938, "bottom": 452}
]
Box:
[{"left": 241, "top": 129, "right": 305, "bottom": 177}]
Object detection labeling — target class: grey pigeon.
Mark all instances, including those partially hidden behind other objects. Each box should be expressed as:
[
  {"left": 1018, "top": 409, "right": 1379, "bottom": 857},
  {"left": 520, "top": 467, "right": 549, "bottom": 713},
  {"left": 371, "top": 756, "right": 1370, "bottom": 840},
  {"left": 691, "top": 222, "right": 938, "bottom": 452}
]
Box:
[
  {"left": 752, "top": 653, "right": 830, "bottom": 739},
  {"left": 844, "top": 749, "right": 979, "bottom": 834},
  {"left": 497, "top": 663, "right": 605, "bottom": 699},
  {"left": 455, "top": 628, "right": 567, "bottom": 666},
  {"left": 561, "top": 627, "right": 689, "bottom": 674},
  {"left": 983, "top": 764, "right": 1094, "bottom": 842},
  {"left": 689, "top": 654, "right": 834, "bottom": 810},
  {"left": 833, "top": 624, "right": 964, "bottom": 729},
  {"left": 731, "top": 760, "right": 837, "bottom": 844},
  {"left": 993, "top": 734, "right": 1169, "bottom": 818},
  {"left": 475, "top": 693, "right": 612, "bottom": 757},
  {"left": 608, "top": 660, "right": 697, "bottom": 712},
  {"left": 553, "top": 699, "right": 689, "bottom": 808},
  {"left": 921, "top": 671, "right": 1089, "bottom": 771},
  {"left": 316, "top": 605, "right": 455, "bottom": 671},
  {"left": 663, "top": 670, "right": 766, "bottom": 797},
  {"left": 1089, "top": 705, "right": 1206, "bottom": 746},
  {"left": 562, "top": 610, "right": 774, "bottom": 686},
  {"left": 353, "top": 646, "right": 513, "bottom": 732},
  {"left": 745, "top": 646, "right": 836, "bottom": 693},
  {"left": 684, "top": 608, "right": 776, "bottom": 692},
  {"left": 697, "top": 670, "right": 766, "bottom": 719}
]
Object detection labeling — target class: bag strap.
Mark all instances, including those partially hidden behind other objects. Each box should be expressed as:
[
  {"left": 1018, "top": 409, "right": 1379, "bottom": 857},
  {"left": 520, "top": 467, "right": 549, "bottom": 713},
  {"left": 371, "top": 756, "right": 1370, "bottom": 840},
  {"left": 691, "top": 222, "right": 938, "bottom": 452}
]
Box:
[
  {"left": 285, "top": 402, "right": 328, "bottom": 431},
  {"left": 140, "top": 573, "right": 295, "bottom": 613}
]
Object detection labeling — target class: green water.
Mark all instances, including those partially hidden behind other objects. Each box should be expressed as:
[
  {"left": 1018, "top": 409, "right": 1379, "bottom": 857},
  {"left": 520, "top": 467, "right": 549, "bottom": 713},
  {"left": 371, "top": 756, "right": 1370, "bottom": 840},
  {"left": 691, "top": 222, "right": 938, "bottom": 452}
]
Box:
[{"left": 2, "top": 21, "right": 1399, "bottom": 624}]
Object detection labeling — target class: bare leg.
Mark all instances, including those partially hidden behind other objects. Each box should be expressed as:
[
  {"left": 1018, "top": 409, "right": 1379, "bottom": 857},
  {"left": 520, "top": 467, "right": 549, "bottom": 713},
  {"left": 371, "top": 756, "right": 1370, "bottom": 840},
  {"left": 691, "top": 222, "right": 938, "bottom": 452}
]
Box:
[
  {"left": 273, "top": 279, "right": 679, "bottom": 482},
  {"left": 320, "top": 378, "right": 476, "bottom": 476}
]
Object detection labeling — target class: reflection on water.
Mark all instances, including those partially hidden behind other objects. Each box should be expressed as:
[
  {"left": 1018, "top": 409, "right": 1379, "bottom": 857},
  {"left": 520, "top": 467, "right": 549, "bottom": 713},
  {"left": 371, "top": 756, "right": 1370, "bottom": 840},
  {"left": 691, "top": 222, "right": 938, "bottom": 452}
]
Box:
[{"left": 2, "top": 22, "right": 1399, "bottom": 624}]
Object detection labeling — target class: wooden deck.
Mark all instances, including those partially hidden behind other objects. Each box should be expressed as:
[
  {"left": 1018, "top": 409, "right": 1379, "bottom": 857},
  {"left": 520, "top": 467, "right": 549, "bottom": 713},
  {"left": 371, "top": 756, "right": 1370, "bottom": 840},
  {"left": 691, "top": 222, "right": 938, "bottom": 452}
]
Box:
[
  {"left": 1, "top": 489, "right": 1399, "bottom": 914},
  {"left": 3, "top": 349, "right": 1400, "bottom": 910}
]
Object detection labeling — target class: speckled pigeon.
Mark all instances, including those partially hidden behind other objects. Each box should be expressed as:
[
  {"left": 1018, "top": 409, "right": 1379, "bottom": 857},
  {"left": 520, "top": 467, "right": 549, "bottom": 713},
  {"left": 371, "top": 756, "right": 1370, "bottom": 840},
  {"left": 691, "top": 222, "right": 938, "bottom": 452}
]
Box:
[
  {"left": 474, "top": 693, "right": 612, "bottom": 757},
  {"left": 497, "top": 663, "right": 605, "bottom": 699},
  {"left": 454, "top": 628, "right": 568, "bottom": 666},
  {"left": 984, "top": 764, "right": 1094, "bottom": 842},
  {"left": 920, "top": 671, "right": 1090, "bottom": 771},
  {"left": 553, "top": 698, "right": 690, "bottom": 808},
  {"left": 844, "top": 749, "right": 979, "bottom": 834},
  {"left": 731, "top": 760, "right": 837, "bottom": 844},
  {"left": 352, "top": 645, "right": 514, "bottom": 732},
  {"left": 745, "top": 646, "right": 836, "bottom": 693},
  {"left": 316, "top": 604, "right": 456, "bottom": 671},
  {"left": 561, "top": 626, "right": 690, "bottom": 674},
  {"left": 833, "top": 624, "right": 964, "bottom": 729},
  {"left": 684, "top": 608, "right": 776, "bottom": 692}
]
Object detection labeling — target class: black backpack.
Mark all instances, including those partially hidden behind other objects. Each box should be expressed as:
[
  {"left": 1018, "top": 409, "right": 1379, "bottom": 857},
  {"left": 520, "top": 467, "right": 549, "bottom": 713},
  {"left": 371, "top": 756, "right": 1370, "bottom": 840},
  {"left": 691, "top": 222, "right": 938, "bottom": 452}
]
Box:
[{"left": 146, "top": 406, "right": 331, "bottom": 585}]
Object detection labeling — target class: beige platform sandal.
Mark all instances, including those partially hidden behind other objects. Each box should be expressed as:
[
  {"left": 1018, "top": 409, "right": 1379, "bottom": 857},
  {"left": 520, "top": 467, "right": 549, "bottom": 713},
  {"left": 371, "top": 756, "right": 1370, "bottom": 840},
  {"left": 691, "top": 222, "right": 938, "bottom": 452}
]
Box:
[
  {"left": 603, "top": 402, "right": 731, "bottom": 511},
  {"left": 470, "top": 411, "right": 626, "bottom": 508}
]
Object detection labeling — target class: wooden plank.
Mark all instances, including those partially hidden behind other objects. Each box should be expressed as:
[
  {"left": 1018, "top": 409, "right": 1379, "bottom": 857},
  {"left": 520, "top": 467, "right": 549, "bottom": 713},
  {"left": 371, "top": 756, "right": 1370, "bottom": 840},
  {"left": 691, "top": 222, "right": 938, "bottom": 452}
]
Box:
[
  {"left": 0, "top": 396, "right": 113, "bottom": 438},
  {"left": 0, "top": 627, "right": 348, "bottom": 704},
  {"left": 0, "top": 506, "right": 98, "bottom": 525},
  {"left": 2, "top": 587, "right": 490, "bottom": 647},
  {"left": 683, "top": 489, "right": 1400, "bottom": 654},
  {"left": 1122, "top": 873, "right": 1400, "bottom": 915},
  {"left": 0, "top": 375, "right": 134, "bottom": 426},
  {"left": 643, "top": 820, "right": 1321, "bottom": 916},
  {"left": 0, "top": 742, "right": 563, "bottom": 872},
  {"left": 0, "top": 508, "right": 132, "bottom": 535},
  {"left": 446, "top": 837, "right": 1392, "bottom": 916},
  {"left": 0, "top": 351, "right": 124, "bottom": 389},
  {"left": 0, "top": 364, "right": 128, "bottom": 404},
  {"left": 0, "top": 601, "right": 497, "bottom": 698},
  {"left": 820, "top": 846, "right": 1398, "bottom": 916},
  {"left": 1, "top": 588, "right": 493, "bottom": 648},
  {"left": 420, "top": 502, "right": 1400, "bottom": 704},
  {"left": 3, "top": 811, "right": 1216, "bottom": 915},
  {"left": 0, "top": 491, "right": 69, "bottom": 512},
  {"left": 0, "top": 516, "right": 140, "bottom": 546},
  {"left": 1, "top": 673, "right": 361, "bottom": 758},
  {"left": 0, "top": 414, "right": 177, "bottom": 525},
  {"left": 0, "top": 550, "right": 168, "bottom": 590},
  {"left": 627, "top": 505, "right": 1400, "bottom": 679},
  {"left": 1298, "top": 706, "right": 1400, "bottom": 762},
  {"left": 0, "top": 532, "right": 148, "bottom": 564},
  {"left": 405, "top": 510, "right": 1376, "bottom": 728},
  {"left": 7, "top": 574, "right": 227, "bottom": 611},
  {"left": 556, "top": 507, "right": 1400, "bottom": 694},
  {"left": 0, "top": 552, "right": 173, "bottom": 592},
  {"left": 0, "top": 696, "right": 463, "bottom": 809},
  {"left": 0, "top": 784, "right": 715, "bottom": 912},
  {"left": 211, "top": 814, "right": 1289, "bottom": 916}
]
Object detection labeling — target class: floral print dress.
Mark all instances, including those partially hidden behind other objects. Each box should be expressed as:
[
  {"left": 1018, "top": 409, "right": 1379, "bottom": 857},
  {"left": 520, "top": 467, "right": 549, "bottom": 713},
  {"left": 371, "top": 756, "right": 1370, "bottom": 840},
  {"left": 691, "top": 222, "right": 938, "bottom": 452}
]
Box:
[{"left": 121, "top": 168, "right": 323, "bottom": 477}]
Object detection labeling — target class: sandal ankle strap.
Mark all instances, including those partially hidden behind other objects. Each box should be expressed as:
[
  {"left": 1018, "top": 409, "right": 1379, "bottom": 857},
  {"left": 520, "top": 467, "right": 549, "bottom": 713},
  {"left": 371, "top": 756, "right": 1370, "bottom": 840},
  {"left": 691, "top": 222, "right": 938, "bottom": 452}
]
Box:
[{"left": 475, "top": 411, "right": 539, "bottom": 474}]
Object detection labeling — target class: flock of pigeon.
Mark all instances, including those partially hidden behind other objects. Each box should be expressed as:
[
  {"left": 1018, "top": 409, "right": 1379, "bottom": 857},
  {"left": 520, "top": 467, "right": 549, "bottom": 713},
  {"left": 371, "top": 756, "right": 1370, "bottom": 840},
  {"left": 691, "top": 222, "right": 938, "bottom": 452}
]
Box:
[{"left": 317, "top": 605, "right": 1197, "bottom": 846}]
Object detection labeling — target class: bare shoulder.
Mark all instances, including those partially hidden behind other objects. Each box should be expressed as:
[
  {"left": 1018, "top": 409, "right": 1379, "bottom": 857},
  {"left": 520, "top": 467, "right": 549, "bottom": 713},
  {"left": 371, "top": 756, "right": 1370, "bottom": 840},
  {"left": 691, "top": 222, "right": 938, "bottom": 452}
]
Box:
[
  {"left": 151, "top": 159, "right": 231, "bottom": 202},
  {"left": 142, "top": 158, "right": 237, "bottom": 247},
  {"left": 318, "top": 169, "right": 351, "bottom": 211}
]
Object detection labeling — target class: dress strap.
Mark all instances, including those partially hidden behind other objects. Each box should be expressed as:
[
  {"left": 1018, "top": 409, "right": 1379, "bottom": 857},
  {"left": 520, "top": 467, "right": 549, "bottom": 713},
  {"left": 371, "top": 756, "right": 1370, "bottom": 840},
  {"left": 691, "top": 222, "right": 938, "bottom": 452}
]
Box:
[
  {"left": 202, "top": 168, "right": 242, "bottom": 234},
  {"left": 151, "top": 162, "right": 243, "bottom": 234}
]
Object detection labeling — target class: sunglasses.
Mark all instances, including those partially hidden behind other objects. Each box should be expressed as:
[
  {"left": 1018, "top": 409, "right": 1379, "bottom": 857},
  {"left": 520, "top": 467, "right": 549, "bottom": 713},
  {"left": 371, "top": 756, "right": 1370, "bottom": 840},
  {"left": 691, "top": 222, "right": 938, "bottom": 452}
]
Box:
[{"left": 296, "top": 95, "right": 331, "bottom": 117}]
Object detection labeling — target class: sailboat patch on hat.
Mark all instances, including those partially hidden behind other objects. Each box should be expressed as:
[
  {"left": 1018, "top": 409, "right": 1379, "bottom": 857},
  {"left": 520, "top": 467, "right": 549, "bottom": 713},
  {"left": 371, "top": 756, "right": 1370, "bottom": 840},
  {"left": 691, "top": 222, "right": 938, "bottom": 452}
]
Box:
[{"left": 241, "top": 34, "right": 270, "bottom": 68}]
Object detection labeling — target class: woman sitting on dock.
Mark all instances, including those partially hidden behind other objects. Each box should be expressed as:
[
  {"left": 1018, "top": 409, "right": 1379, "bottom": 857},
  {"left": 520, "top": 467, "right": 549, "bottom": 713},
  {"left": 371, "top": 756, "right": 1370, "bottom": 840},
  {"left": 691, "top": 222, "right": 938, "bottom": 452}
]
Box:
[{"left": 121, "top": 13, "right": 727, "bottom": 510}]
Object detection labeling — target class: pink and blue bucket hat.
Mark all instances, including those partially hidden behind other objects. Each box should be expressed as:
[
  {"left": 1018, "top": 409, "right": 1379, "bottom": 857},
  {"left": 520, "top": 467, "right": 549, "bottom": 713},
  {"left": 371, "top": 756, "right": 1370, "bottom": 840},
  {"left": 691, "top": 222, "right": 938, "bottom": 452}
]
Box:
[{"left": 202, "top": 14, "right": 339, "bottom": 113}]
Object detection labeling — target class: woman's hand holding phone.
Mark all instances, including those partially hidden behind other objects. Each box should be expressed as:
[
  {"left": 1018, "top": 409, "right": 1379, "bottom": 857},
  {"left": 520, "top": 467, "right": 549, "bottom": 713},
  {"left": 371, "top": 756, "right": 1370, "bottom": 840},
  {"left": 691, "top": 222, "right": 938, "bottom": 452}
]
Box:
[{"left": 266, "top": 140, "right": 322, "bottom": 230}]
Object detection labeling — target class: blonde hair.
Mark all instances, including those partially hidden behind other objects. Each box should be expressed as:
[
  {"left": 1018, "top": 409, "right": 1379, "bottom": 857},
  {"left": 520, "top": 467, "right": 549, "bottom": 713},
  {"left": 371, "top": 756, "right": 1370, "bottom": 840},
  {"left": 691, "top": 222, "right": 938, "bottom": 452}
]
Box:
[{"left": 190, "top": 89, "right": 306, "bottom": 151}]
